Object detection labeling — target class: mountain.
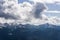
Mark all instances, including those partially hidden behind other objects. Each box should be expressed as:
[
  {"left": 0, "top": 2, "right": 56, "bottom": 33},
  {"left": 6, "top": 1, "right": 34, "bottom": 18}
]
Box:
[{"left": 0, "top": 23, "right": 60, "bottom": 40}]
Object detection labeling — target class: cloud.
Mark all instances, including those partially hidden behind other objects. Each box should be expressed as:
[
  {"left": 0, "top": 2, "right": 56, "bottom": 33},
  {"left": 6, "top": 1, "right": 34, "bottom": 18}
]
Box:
[
  {"left": 0, "top": 0, "right": 33, "bottom": 24},
  {"left": 48, "top": 17, "right": 60, "bottom": 25},
  {"left": 0, "top": 0, "right": 20, "bottom": 19},
  {"left": 0, "top": 0, "right": 60, "bottom": 26},
  {"left": 45, "top": 11, "right": 60, "bottom": 13},
  {"left": 29, "top": 0, "right": 60, "bottom": 3},
  {"left": 31, "top": 2, "right": 47, "bottom": 18}
]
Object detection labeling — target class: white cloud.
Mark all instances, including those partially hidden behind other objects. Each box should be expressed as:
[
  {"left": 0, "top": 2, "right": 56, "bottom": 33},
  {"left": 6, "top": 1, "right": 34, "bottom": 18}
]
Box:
[
  {"left": 29, "top": 0, "right": 60, "bottom": 3},
  {"left": 45, "top": 11, "right": 60, "bottom": 13},
  {"left": 0, "top": 0, "right": 20, "bottom": 19},
  {"left": 0, "top": 0, "right": 60, "bottom": 26},
  {"left": 48, "top": 17, "right": 60, "bottom": 25}
]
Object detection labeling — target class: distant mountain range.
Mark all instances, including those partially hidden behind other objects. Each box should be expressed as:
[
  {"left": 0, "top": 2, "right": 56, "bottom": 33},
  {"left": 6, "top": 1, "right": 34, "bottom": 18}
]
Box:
[{"left": 0, "top": 23, "right": 60, "bottom": 40}]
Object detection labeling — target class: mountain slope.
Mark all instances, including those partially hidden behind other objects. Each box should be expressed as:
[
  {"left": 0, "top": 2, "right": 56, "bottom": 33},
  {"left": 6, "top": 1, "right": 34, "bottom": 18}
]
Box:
[{"left": 0, "top": 23, "right": 60, "bottom": 40}]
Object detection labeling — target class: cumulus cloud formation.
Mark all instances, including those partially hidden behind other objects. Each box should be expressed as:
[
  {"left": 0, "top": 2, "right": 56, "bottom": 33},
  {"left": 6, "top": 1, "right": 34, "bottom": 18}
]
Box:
[
  {"left": 0, "top": 0, "right": 19, "bottom": 19},
  {"left": 0, "top": 0, "right": 60, "bottom": 25}
]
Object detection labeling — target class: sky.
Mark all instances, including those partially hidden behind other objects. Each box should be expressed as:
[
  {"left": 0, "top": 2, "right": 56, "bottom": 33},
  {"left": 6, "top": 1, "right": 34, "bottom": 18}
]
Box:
[{"left": 0, "top": 0, "right": 60, "bottom": 25}]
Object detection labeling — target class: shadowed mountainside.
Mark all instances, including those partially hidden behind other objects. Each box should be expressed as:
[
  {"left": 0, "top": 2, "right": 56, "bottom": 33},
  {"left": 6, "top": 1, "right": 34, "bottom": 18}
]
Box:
[{"left": 0, "top": 23, "right": 60, "bottom": 40}]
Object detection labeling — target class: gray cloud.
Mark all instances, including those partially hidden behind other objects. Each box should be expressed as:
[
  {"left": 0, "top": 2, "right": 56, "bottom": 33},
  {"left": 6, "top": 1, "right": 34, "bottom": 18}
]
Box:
[
  {"left": 32, "top": 2, "right": 47, "bottom": 18},
  {"left": 0, "top": 12, "right": 18, "bottom": 19}
]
